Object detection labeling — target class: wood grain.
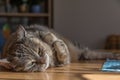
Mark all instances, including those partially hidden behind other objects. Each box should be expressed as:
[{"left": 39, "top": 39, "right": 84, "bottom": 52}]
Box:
[{"left": 0, "top": 13, "right": 49, "bottom": 17}]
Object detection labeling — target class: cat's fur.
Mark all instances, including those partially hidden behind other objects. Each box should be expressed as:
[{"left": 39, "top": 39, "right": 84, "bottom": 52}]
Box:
[{"left": 2, "top": 25, "right": 120, "bottom": 72}]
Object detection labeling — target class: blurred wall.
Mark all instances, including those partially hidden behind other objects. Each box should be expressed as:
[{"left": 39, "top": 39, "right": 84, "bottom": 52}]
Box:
[{"left": 54, "top": 0, "right": 120, "bottom": 49}]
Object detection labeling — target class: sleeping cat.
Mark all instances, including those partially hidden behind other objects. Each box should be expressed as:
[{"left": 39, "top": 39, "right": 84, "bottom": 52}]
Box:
[{"left": 1, "top": 25, "right": 120, "bottom": 72}]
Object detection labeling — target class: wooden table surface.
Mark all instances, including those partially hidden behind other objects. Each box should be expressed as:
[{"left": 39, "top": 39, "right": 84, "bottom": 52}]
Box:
[{"left": 0, "top": 60, "right": 120, "bottom": 80}]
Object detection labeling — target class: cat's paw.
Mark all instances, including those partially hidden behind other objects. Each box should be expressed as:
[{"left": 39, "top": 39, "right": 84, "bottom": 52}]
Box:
[{"left": 53, "top": 40, "right": 69, "bottom": 62}]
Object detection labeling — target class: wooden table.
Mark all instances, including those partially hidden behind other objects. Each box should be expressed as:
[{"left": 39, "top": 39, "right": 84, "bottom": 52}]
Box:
[{"left": 0, "top": 60, "right": 120, "bottom": 80}]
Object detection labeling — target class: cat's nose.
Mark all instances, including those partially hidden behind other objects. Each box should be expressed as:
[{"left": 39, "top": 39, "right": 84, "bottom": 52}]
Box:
[{"left": 37, "top": 57, "right": 45, "bottom": 64}]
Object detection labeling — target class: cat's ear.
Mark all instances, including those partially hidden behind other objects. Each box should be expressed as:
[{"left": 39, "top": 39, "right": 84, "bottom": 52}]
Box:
[{"left": 16, "top": 25, "right": 27, "bottom": 40}]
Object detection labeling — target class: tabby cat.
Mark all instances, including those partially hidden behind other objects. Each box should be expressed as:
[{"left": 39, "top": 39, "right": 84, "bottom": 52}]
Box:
[{"left": 1, "top": 25, "right": 120, "bottom": 72}]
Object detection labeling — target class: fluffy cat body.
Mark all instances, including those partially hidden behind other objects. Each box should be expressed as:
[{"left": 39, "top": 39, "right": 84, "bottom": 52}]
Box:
[{"left": 1, "top": 25, "right": 120, "bottom": 72}]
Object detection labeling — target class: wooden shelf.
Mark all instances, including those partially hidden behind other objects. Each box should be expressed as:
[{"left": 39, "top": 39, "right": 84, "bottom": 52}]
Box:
[
  {"left": 0, "top": 13, "right": 49, "bottom": 17},
  {"left": 0, "top": 0, "right": 53, "bottom": 28}
]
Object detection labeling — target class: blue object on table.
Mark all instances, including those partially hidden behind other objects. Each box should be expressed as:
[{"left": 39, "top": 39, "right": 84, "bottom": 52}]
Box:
[{"left": 101, "top": 59, "right": 120, "bottom": 72}]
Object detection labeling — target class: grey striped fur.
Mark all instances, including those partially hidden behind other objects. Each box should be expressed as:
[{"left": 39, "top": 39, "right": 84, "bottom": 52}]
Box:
[{"left": 2, "top": 25, "right": 120, "bottom": 72}]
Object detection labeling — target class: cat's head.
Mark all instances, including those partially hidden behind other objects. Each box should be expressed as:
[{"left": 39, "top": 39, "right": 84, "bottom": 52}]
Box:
[
  {"left": 11, "top": 25, "right": 40, "bottom": 55},
  {"left": 6, "top": 25, "right": 50, "bottom": 72}
]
